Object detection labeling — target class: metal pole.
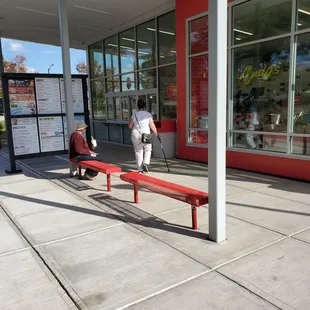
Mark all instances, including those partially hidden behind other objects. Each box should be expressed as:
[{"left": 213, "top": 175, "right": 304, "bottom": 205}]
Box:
[
  {"left": 0, "top": 38, "right": 4, "bottom": 74},
  {"left": 208, "top": 0, "right": 227, "bottom": 243},
  {"left": 58, "top": 0, "right": 76, "bottom": 174}
]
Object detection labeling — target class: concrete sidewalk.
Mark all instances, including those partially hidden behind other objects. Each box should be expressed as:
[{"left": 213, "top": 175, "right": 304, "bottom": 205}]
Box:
[{"left": 0, "top": 143, "right": 310, "bottom": 310}]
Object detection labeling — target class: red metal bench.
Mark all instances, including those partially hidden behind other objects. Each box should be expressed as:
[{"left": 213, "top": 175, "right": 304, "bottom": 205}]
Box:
[
  {"left": 71, "top": 160, "right": 121, "bottom": 191},
  {"left": 120, "top": 172, "right": 209, "bottom": 230}
]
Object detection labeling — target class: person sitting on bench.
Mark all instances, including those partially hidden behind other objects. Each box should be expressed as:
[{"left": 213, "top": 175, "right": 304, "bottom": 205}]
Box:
[{"left": 69, "top": 121, "right": 100, "bottom": 180}]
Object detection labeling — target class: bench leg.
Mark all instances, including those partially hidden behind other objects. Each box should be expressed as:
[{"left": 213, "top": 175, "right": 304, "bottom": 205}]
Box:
[
  {"left": 191, "top": 206, "right": 198, "bottom": 230},
  {"left": 78, "top": 166, "right": 82, "bottom": 178},
  {"left": 134, "top": 184, "right": 139, "bottom": 203},
  {"left": 107, "top": 174, "right": 111, "bottom": 192}
]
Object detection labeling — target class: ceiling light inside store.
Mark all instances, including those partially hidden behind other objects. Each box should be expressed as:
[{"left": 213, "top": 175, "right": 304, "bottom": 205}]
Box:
[
  {"left": 139, "top": 51, "right": 149, "bottom": 55},
  {"left": 16, "top": 6, "right": 56, "bottom": 16},
  {"left": 108, "top": 43, "right": 117, "bottom": 47},
  {"left": 160, "top": 56, "right": 165, "bottom": 58},
  {"left": 122, "top": 37, "right": 147, "bottom": 44},
  {"left": 126, "top": 49, "right": 135, "bottom": 53},
  {"left": 120, "top": 45, "right": 132, "bottom": 49},
  {"left": 171, "top": 50, "right": 176, "bottom": 53},
  {"left": 147, "top": 28, "right": 156, "bottom": 32},
  {"left": 160, "top": 30, "right": 175, "bottom": 35},
  {"left": 298, "top": 8, "right": 310, "bottom": 16},
  {"left": 122, "top": 37, "right": 135, "bottom": 42},
  {"left": 236, "top": 37, "right": 241, "bottom": 41},
  {"left": 72, "top": 5, "right": 111, "bottom": 15},
  {"left": 234, "top": 28, "right": 253, "bottom": 36},
  {"left": 298, "top": 23, "right": 303, "bottom": 26}
]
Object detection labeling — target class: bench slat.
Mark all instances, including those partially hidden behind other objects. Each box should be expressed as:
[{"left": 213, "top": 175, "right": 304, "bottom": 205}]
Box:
[
  {"left": 120, "top": 172, "right": 208, "bottom": 206},
  {"left": 72, "top": 160, "right": 121, "bottom": 174}
]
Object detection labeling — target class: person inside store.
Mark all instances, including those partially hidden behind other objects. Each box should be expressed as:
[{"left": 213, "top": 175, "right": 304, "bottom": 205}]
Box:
[
  {"left": 128, "top": 98, "right": 158, "bottom": 173},
  {"left": 69, "top": 121, "right": 101, "bottom": 180}
]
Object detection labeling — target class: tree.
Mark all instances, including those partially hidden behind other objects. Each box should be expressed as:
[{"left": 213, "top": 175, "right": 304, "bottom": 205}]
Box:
[
  {"left": 75, "top": 59, "right": 119, "bottom": 92},
  {"left": 0, "top": 55, "right": 29, "bottom": 100}
]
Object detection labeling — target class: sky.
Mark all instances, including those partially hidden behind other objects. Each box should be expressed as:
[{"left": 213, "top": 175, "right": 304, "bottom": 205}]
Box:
[{"left": 1, "top": 38, "right": 87, "bottom": 74}]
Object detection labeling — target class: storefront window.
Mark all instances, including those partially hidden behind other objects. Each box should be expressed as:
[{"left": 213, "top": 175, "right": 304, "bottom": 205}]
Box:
[
  {"left": 137, "top": 20, "right": 156, "bottom": 70},
  {"left": 232, "top": 0, "right": 292, "bottom": 45},
  {"left": 159, "top": 65, "right": 177, "bottom": 120},
  {"left": 294, "top": 33, "right": 310, "bottom": 134},
  {"left": 232, "top": 37, "right": 290, "bottom": 151},
  {"left": 292, "top": 137, "right": 310, "bottom": 156},
  {"left": 89, "top": 41, "right": 104, "bottom": 79},
  {"left": 189, "top": 130, "right": 208, "bottom": 145},
  {"left": 190, "top": 16, "right": 208, "bottom": 55},
  {"left": 106, "top": 76, "right": 120, "bottom": 93},
  {"left": 105, "top": 35, "right": 119, "bottom": 76},
  {"left": 138, "top": 69, "right": 156, "bottom": 90},
  {"left": 91, "top": 79, "right": 106, "bottom": 120},
  {"left": 158, "top": 11, "right": 176, "bottom": 65},
  {"left": 190, "top": 55, "right": 208, "bottom": 130},
  {"left": 121, "top": 73, "right": 136, "bottom": 91},
  {"left": 297, "top": 0, "right": 310, "bottom": 31},
  {"left": 119, "top": 28, "right": 135, "bottom": 73}
]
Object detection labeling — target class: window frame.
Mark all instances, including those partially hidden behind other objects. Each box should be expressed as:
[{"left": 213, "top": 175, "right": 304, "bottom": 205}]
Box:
[{"left": 185, "top": 0, "right": 310, "bottom": 158}]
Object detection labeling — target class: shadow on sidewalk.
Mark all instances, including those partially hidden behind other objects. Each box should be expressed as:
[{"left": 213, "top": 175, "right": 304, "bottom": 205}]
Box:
[
  {"left": 228, "top": 201, "right": 310, "bottom": 216},
  {"left": 0, "top": 191, "right": 207, "bottom": 241}
]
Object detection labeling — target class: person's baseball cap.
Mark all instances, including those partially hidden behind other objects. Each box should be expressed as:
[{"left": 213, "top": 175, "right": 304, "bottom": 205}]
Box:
[{"left": 76, "top": 121, "right": 88, "bottom": 131}]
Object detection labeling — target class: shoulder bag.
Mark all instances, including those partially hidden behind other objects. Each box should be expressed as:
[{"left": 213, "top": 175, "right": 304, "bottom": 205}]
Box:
[{"left": 134, "top": 113, "right": 153, "bottom": 144}]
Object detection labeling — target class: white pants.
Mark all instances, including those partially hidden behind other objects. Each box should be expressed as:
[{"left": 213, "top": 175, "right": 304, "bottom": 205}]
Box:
[{"left": 131, "top": 130, "right": 152, "bottom": 171}]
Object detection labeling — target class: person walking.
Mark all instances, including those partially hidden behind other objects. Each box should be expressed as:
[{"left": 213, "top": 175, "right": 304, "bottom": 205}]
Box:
[{"left": 128, "top": 98, "right": 157, "bottom": 173}]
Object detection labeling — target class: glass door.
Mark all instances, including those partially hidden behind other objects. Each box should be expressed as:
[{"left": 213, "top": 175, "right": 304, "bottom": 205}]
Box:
[{"left": 147, "top": 94, "right": 157, "bottom": 119}]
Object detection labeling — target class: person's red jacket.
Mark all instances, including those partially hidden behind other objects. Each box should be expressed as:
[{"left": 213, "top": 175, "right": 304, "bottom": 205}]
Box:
[{"left": 69, "top": 132, "right": 91, "bottom": 159}]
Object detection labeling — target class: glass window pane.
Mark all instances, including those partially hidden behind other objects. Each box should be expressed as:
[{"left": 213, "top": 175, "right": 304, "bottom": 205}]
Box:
[
  {"left": 232, "top": 0, "right": 292, "bottom": 45},
  {"left": 159, "top": 65, "right": 177, "bottom": 120},
  {"left": 190, "top": 55, "right": 208, "bottom": 129},
  {"left": 137, "top": 20, "right": 156, "bottom": 69},
  {"left": 232, "top": 37, "right": 290, "bottom": 145},
  {"left": 91, "top": 79, "right": 106, "bottom": 120},
  {"left": 233, "top": 133, "right": 287, "bottom": 152},
  {"left": 115, "top": 97, "right": 121, "bottom": 120},
  {"left": 121, "top": 73, "right": 136, "bottom": 91},
  {"left": 121, "top": 97, "right": 130, "bottom": 120},
  {"left": 189, "top": 130, "right": 208, "bottom": 145},
  {"left": 294, "top": 33, "right": 310, "bottom": 134},
  {"left": 189, "top": 16, "right": 208, "bottom": 55},
  {"left": 89, "top": 41, "right": 104, "bottom": 78},
  {"left": 158, "top": 11, "right": 176, "bottom": 65},
  {"left": 107, "top": 97, "right": 114, "bottom": 120},
  {"left": 129, "top": 95, "right": 137, "bottom": 116},
  {"left": 119, "top": 28, "right": 135, "bottom": 73},
  {"left": 106, "top": 76, "right": 120, "bottom": 93},
  {"left": 138, "top": 69, "right": 157, "bottom": 90},
  {"left": 148, "top": 94, "right": 157, "bottom": 119},
  {"left": 292, "top": 137, "right": 310, "bottom": 155},
  {"left": 105, "top": 35, "right": 119, "bottom": 75},
  {"left": 297, "top": 0, "right": 310, "bottom": 30}
]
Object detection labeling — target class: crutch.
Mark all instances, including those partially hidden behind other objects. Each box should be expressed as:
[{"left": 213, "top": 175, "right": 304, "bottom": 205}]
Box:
[{"left": 157, "top": 135, "right": 170, "bottom": 172}]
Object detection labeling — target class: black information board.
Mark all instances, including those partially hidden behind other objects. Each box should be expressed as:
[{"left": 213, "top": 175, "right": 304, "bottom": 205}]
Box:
[{"left": 1, "top": 73, "right": 91, "bottom": 174}]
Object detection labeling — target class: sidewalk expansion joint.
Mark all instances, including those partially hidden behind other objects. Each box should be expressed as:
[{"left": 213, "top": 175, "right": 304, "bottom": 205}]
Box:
[
  {"left": 5, "top": 153, "right": 298, "bottom": 310},
  {"left": 0, "top": 202, "right": 83, "bottom": 310}
]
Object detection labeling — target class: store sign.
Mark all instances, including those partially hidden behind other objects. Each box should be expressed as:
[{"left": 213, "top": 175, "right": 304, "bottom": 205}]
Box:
[{"left": 237, "top": 64, "right": 281, "bottom": 85}]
